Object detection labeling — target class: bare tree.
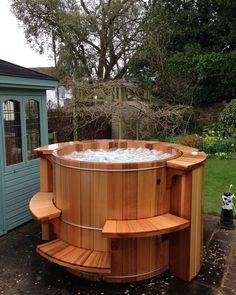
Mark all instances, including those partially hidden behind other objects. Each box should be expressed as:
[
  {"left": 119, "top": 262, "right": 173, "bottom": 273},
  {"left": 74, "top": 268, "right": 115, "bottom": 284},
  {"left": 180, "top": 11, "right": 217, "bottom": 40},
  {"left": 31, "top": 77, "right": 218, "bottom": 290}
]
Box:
[
  {"left": 61, "top": 79, "right": 194, "bottom": 140},
  {"left": 11, "top": 0, "right": 147, "bottom": 80}
]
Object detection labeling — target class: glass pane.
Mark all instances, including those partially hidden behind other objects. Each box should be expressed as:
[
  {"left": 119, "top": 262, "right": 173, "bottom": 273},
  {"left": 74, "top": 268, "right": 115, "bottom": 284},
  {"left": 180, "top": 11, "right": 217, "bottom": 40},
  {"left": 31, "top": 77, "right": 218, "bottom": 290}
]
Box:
[
  {"left": 3, "top": 100, "right": 23, "bottom": 166},
  {"left": 25, "top": 100, "right": 41, "bottom": 160}
]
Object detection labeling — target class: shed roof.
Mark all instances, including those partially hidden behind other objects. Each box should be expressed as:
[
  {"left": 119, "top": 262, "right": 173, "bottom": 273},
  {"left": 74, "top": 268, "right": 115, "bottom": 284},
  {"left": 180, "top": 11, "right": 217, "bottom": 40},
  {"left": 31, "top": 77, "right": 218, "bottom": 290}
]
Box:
[{"left": 0, "top": 59, "right": 57, "bottom": 81}]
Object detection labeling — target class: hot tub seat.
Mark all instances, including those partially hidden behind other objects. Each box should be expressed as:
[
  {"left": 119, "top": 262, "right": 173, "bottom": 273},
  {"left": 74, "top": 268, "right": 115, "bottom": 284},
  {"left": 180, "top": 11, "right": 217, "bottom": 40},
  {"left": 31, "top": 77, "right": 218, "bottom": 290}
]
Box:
[
  {"left": 37, "top": 239, "right": 111, "bottom": 274},
  {"left": 29, "top": 192, "right": 61, "bottom": 222},
  {"left": 102, "top": 213, "right": 190, "bottom": 238}
]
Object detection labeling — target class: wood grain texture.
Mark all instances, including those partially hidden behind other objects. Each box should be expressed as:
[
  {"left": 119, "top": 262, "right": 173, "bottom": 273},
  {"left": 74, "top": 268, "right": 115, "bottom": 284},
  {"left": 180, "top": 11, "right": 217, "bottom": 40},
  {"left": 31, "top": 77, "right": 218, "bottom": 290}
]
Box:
[
  {"left": 189, "top": 166, "right": 204, "bottom": 279},
  {"left": 169, "top": 166, "right": 204, "bottom": 281},
  {"left": 51, "top": 140, "right": 174, "bottom": 280},
  {"left": 39, "top": 156, "right": 54, "bottom": 240},
  {"left": 169, "top": 171, "right": 192, "bottom": 280},
  {"left": 32, "top": 140, "right": 206, "bottom": 282},
  {"left": 34, "top": 142, "right": 80, "bottom": 155},
  {"left": 52, "top": 141, "right": 175, "bottom": 247},
  {"left": 29, "top": 192, "right": 61, "bottom": 222},
  {"left": 167, "top": 152, "right": 207, "bottom": 170},
  {"left": 104, "top": 236, "right": 169, "bottom": 282},
  {"left": 40, "top": 158, "right": 53, "bottom": 192},
  {"left": 37, "top": 239, "right": 111, "bottom": 274},
  {"left": 41, "top": 224, "right": 55, "bottom": 241},
  {"left": 102, "top": 213, "right": 189, "bottom": 238}
]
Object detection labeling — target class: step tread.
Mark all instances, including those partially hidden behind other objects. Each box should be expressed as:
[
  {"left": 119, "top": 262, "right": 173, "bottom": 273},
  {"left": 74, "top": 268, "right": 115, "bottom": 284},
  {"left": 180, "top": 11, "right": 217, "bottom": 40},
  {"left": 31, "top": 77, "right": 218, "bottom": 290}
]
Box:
[
  {"left": 37, "top": 239, "right": 111, "bottom": 274},
  {"left": 102, "top": 213, "right": 190, "bottom": 238}
]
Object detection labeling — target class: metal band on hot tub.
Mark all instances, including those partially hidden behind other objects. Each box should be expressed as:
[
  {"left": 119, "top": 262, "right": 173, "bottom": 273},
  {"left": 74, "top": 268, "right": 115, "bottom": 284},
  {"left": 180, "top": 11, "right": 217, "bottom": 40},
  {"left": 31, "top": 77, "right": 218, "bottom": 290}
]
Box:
[
  {"left": 75, "top": 265, "right": 167, "bottom": 279},
  {"left": 52, "top": 159, "right": 166, "bottom": 172},
  {"left": 61, "top": 217, "right": 103, "bottom": 231},
  {"left": 104, "top": 265, "right": 167, "bottom": 279}
]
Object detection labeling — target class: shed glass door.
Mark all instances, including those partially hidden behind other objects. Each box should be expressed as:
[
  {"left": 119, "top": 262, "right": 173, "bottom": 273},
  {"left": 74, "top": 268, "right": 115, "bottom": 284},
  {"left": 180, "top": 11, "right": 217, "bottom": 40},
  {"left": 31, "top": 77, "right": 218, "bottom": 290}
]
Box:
[
  {"left": 0, "top": 95, "right": 43, "bottom": 234},
  {"left": 25, "top": 99, "right": 41, "bottom": 160},
  {"left": 3, "top": 100, "right": 23, "bottom": 166},
  {"left": 1, "top": 97, "right": 42, "bottom": 168}
]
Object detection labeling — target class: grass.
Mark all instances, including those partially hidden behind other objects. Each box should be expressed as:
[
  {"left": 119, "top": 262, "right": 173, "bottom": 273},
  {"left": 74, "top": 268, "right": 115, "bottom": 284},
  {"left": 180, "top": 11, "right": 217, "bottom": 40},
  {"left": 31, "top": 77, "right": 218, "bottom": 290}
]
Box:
[{"left": 204, "top": 159, "right": 236, "bottom": 217}]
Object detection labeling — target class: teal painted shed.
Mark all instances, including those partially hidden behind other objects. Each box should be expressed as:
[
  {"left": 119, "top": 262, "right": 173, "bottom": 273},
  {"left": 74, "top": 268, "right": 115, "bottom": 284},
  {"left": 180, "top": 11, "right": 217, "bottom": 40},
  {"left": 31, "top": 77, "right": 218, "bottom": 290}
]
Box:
[{"left": 0, "top": 59, "right": 57, "bottom": 236}]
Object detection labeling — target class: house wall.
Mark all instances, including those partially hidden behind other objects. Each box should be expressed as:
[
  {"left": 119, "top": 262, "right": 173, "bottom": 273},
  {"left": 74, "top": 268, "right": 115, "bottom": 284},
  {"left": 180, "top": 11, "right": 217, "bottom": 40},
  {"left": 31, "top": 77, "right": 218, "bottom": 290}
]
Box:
[{"left": 0, "top": 88, "right": 48, "bottom": 235}]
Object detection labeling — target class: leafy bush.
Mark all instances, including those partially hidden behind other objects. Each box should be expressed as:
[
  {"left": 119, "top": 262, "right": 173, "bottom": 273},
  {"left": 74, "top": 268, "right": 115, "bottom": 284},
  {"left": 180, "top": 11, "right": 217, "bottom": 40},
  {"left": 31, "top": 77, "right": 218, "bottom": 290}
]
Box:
[
  {"left": 199, "top": 122, "right": 236, "bottom": 158},
  {"left": 196, "top": 52, "right": 236, "bottom": 104},
  {"left": 168, "top": 48, "right": 236, "bottom": 104},
  {"left": 218, "top": 99, "right": 236, "bottom": 137},
  {"left": 210, "top": 152, "right": 236, "bottom": 160},
  {"left": 202, "top": 136, "right": 236, "bottom": 154},
  {"left": 203, "top": 123, "right": 223, "bottom": 136},
  {"left": 177, "top": 125, "right": 236, "bottom": 159}
]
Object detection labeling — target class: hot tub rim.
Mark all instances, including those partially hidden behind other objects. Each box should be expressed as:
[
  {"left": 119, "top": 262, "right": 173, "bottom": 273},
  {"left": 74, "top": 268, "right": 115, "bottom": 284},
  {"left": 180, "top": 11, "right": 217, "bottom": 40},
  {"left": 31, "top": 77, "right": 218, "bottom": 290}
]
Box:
[{"left": 51, "top": 140, "right": 183, "bottom": 172}]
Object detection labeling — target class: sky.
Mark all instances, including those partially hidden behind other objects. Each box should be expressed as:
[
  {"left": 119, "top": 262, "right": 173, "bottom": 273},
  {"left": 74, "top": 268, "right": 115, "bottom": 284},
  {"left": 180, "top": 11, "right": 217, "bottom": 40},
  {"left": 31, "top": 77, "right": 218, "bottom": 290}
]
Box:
[{"left": 0, "top": 0, "right": 54, "bottom": 68}]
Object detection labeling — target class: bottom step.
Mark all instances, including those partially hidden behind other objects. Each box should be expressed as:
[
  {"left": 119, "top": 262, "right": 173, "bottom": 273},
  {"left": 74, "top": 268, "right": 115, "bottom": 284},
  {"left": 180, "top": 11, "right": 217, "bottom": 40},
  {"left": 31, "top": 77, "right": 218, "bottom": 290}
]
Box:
[{"left": 37, "top": 239, "right": 111, "bottom": 274}]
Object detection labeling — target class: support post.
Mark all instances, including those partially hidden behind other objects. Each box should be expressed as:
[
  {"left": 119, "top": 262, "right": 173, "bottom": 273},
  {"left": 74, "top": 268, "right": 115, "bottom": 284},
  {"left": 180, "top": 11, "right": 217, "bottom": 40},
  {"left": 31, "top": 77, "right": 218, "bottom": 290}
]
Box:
[
  {"left": 39, "top": 156, "right": 54, "bottom": 240},
  {"left": 168, "top": 166, "right": 204, "bottom": 281}
]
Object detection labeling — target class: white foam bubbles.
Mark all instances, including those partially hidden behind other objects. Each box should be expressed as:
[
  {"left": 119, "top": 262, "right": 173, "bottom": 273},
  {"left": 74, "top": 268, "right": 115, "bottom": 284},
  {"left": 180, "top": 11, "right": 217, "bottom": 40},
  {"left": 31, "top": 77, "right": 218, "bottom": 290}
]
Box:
[{"left": 63, "top": 148, "right": 172, "bottom": 163}]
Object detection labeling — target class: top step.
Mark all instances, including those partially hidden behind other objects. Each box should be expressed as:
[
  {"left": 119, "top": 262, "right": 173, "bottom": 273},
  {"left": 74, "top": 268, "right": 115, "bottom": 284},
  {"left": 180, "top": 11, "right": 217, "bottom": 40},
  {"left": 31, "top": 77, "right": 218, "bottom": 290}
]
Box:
[{"left": 102, "top": 213, "right": 190, "bottom": 238}]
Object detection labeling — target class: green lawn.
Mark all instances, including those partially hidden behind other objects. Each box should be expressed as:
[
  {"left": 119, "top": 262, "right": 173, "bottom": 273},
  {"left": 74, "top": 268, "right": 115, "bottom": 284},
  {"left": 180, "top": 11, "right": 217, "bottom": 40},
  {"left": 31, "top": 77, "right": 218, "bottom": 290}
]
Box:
[{"left": 204, "top": 159, "right": 236, "bottom": 217}]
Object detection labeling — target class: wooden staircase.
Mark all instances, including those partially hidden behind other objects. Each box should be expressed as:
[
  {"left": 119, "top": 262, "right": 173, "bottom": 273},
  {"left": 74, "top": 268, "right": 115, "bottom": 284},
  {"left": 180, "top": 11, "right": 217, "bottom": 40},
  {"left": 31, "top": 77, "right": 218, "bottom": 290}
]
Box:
[
  {"left": 29, "top": 192, "right": 189, "bottom": 277},
  {"left": 30, "top": 192, "right": 111, "bottom": 274}
]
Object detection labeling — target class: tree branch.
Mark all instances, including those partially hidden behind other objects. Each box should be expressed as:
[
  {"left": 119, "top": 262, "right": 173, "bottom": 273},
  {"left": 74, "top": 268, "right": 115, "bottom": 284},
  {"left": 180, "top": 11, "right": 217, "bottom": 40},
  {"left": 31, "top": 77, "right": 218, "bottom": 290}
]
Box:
[{"left": 80, "top": 0, "right": 91, "bottom": 15}]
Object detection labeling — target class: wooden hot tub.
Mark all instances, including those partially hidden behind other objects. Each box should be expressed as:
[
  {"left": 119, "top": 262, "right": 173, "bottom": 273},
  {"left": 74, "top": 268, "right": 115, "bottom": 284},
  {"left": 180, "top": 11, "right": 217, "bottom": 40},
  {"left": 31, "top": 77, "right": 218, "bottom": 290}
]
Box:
[{"left": 30, "top": 140, "right": 207, "bottom": 282}]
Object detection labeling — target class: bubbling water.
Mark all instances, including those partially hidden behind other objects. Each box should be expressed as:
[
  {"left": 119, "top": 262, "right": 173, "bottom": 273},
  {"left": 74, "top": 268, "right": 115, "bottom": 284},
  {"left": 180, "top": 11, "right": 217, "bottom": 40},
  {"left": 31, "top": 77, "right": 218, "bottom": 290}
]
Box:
[{"left": 63, "top": 148, "right": 172, "bottom": 163}]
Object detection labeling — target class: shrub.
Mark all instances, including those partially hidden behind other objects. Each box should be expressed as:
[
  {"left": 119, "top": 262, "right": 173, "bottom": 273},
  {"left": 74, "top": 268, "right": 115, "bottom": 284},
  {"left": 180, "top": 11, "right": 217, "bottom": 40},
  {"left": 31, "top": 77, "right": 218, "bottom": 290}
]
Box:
[
  {"left": 218, "top": 99, "right": 236, "bottom": 138},
  {"left": 202, "top": 123, "right": 223, "bottom": 137},
  {"left": 202, "top": 136, "right": 236, "bottom": 154},
  {"left": 178, "top": 122, "right": 236, "bottom": 160},
  {"left": 210, "top": 152, "right": 236, "bottom": 160},
  {"left": 168, "top": 49, "right": 236, "bottom": 104},
  {"left": 179, "top": 134, "right": 202, "bottom": 148},
  {"left": 195, "top": 52, "right": 236, "bottom": 104}
]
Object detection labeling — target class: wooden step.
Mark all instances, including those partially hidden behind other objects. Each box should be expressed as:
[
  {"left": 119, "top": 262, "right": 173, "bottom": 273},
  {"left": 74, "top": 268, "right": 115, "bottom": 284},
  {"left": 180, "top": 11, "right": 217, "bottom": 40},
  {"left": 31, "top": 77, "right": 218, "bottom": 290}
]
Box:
[
  {"left": 29, "top": 192, "right": 61, "bottom": 222},
  {"left": 102, "top": 213, "right": 190, "bottom": 238},
  {"left": 37, "top": 239, "right": 111, "bottom": 274}
]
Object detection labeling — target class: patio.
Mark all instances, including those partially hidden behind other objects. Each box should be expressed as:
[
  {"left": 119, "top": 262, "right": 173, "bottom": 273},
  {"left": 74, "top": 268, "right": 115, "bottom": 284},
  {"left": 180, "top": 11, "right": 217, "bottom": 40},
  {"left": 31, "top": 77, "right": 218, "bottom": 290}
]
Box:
[{"left": 0, "top": 215, "right": 235, "bottom": 295}]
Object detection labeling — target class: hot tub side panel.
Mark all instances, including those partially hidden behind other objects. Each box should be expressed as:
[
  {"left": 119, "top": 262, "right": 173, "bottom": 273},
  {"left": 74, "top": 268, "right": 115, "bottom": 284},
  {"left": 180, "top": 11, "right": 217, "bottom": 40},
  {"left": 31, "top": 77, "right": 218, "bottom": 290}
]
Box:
[
  {"left": 53, "top": 161, "right": 108, "bottom": 251},
  {"left": 105, "top": 236, "right": 169, "bottom": 282},
  {"left": 106, "top": 166, "right": 169, "bottom": 220},
  {"left": 52, "top": 157, "right": 170, "bottom": 280}
]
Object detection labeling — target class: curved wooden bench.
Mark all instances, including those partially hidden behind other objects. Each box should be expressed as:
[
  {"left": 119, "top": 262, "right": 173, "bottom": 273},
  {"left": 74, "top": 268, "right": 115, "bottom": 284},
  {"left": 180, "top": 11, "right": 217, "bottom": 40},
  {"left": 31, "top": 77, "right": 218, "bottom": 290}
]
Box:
[
  {"left": 37, "top": 239, "right": 111, "bottom": 274},
  {"left": 102, "top": 213, "right": 190, "bottom": 238},
  {"left": 29, "top": 192, "right": 61, "bottom": 222}
]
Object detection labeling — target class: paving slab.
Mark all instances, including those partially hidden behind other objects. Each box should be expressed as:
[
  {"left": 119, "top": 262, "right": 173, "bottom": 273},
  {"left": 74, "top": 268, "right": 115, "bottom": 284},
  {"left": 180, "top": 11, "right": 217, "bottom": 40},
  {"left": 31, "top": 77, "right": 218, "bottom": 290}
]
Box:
[{"left": 0, "top": 215, "right": 235, "bottom": 295}]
